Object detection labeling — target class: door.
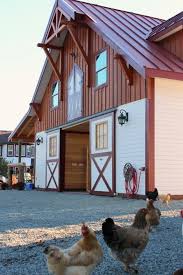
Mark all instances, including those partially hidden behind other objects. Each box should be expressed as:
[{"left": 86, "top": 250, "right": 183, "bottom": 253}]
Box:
[
  {"left": 35, "top": 131, "right": 46, "bottom": 189},
  {"left": 46, "top": 130, "right": 60, "bottom": 190},
  {"left": 67, "top": 64, "right": 83, "bottom": 121},
  {"left": 64, "top": 133, "right": 89, "bottom": 190},
  {"left": 90, "top": 113, "right": 115, "bottom": 196}
]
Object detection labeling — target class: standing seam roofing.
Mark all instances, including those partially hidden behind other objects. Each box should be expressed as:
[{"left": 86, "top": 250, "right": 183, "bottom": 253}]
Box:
[{"left": 60, "top": 0, "right": 183, "bottom": 75}]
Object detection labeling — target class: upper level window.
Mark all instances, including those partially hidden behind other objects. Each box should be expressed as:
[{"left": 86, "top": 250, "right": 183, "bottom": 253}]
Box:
[
  {"left": 49, "top": 136, "right": 57, "bottom": 158},
  {"left": 51, "top": 81, "right": 59, "bottom": 108},
  {"left": 95, "top": 50, "right": 107, "bottom": 87},
  {"left": 7, "top": 145, "right": 14, "bottom": 157},
  {"left": 15, "top": 145, "right": 26, "bottom": 157},
  {"left": 0, "top": 145, "right": 2, "bottom": 157},
  {"left": 96, "top": 122, "right": 108, "bottom": 150}
]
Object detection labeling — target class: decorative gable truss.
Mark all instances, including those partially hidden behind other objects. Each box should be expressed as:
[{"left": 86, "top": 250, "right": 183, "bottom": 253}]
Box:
[
  {"left": 38, "top": 3, "right": 134, "bottom": 99},
  {"left": 37, "top": 6, "right": 92, "bottom": 94},
  {"left": 45, "top": 7, "right": 65, "bottom": 44}
]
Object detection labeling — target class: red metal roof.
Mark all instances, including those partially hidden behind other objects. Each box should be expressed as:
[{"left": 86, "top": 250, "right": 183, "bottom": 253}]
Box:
[
  {"left": 148, "top": 11, "right": 183, "bottom": 41},
  {"left": 58, "top": 0, "right": 183, "bottom": 79}
]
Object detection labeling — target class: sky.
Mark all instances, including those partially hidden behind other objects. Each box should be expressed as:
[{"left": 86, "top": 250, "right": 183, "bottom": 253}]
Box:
[{"left": 0, "top": 0, "right": 183, "bottom": 131}]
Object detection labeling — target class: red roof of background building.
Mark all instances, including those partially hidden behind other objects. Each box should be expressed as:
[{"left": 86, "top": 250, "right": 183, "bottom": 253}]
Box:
[{"left": 57, "top": 0, "right": 183, "bottom": 79}]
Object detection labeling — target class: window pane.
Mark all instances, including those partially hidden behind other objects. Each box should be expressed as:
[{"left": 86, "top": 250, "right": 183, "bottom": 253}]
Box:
[
  {"left": 52, "top": 82, "right": 59, "bottom": 96},
  {"left": 96, "top": 68, "right": 107, "bottom": 87},
  {"left": 49, "top": 136, "right": 57, "bottom": 157},
  {"left": 26, "top": 145, "right": 31, "bottom": 157},
  {"left": 8, "top": 145, "right": 14, "bottom": 156},
  {"left": 51, "top": 81, "right": 59, "bottom": 108},
  {"left": 15, "top": 145, "right": 19, "bottom": 156},
  {"left": 21, "top": 145, "right": 26, "bottom": 156},
  {"left": 103, "top": 122, "right": 107, "bottom": 135},
  {"left": 52, "top": 95, "right": 58, "bottom": 108},
  {"left": 103, "top": 134, "right": 108, "bottom": 148},
  {"left": 96, "top": 51, "right": 107, "bottom": 72}
]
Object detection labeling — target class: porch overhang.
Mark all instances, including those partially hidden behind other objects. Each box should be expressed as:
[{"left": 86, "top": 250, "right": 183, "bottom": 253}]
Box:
[{"left": 9, "top": 111, "right": 36, "bottom": 143}]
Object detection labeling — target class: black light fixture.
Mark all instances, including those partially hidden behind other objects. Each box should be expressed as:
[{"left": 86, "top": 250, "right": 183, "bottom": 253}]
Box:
[
  {"left": 118, "top": 109, "right": 128, "bottom": 125},
  {"left": 36, "top": 136, "right": 43, "bottom": 146}
]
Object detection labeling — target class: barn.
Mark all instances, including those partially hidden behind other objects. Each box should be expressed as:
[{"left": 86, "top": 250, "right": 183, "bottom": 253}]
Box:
[{"left": 9, "top": 1, "right": 183, "bottom": 198}]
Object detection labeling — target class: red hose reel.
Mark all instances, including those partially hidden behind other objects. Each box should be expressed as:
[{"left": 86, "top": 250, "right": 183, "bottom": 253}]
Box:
[{"left": 123, "top": 163, "right": 145, "bottom": 198}]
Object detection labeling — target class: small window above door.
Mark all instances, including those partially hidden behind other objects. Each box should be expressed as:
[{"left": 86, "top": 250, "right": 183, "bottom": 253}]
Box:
[
  {"left": 49, "top": 136, "right": 57, "bottom": 158},
  {"left": 96, "top": 121, "right": 108, "bottom": 150}
]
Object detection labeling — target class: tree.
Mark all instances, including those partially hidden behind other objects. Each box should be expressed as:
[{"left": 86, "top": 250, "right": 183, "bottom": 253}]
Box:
[{"left": 0, "top": 157, "right": 8, "bottom": 177}]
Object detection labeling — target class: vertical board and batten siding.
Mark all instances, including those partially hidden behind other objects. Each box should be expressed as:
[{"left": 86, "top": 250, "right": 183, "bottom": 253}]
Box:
[
  {"left": 35, "top": 26, "right": 145, "bottom": 133},
  {"left": 35, "top": 131, "right": 47, "bottom": 188},
  {"left": 116, "top": 99, "right": 146, "bottom": 195},
  {"left": 155, "top": 78, "right": 183, "bottom": 195},
  {"left": 46, "top": 130, "right": 60, "bottom": 189},
  {"left": 159, "top": 30, "right": 183, "bottom": 61}
]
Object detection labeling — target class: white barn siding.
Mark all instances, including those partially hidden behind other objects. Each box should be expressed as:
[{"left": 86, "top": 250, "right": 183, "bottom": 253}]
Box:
[
  {"left": 116, "top": 99, "right": 146, "bottom": 195},
  {"left": 35, "top": 131, "right": 47, "bottom": 188},
  {"left": 90, "top": 114, "right": 113, "bottom": 193},
  {"left": 155, "top": 78, "right": 183, "bottom": 195}
]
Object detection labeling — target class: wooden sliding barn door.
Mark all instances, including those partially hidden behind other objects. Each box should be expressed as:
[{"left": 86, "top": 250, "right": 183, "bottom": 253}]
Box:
[
  {"left": 46, "top": 130, "right": 60, "bottom": 190},
  {"left": 90, "top": 113, "right": 115, "bottom": 196},
  {"left": 64, "top": 133, "right": 89, "bottom": 190}
]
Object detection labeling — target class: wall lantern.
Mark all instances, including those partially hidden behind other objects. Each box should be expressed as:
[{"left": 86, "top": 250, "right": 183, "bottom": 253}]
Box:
[
  {"left": 36, "top": 136, "right": 43, "bottom": 146},
  {"left": 118, "top": 109, "right": 128, "bottom": 125}
]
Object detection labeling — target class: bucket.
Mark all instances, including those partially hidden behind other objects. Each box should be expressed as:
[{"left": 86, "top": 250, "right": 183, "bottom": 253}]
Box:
[{"left": 24, "top": 183, "right": 33, "bottom": 191}]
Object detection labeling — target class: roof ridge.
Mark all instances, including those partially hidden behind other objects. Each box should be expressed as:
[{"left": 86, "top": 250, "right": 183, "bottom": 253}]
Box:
[
  {"left": 151, "top": 10, "right": 183, "bottom": 30},
  {"left": 67, "top": 0, "right": 165, "bottom": 21}
]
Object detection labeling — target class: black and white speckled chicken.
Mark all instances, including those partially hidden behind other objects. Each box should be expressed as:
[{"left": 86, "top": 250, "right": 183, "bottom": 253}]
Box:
[{"left": 102, "top": 208, "right": 150, "bottom": 273}]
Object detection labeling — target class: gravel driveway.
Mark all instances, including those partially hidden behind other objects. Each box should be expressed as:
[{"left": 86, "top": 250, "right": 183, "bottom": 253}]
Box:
[{"left": 0, "top": 190, "right": 182, "bottom": 275}]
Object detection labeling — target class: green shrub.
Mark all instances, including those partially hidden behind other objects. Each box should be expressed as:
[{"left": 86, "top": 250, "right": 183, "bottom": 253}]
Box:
[{"left": 0, "top": 157, "right": 8, "bottom": 177}]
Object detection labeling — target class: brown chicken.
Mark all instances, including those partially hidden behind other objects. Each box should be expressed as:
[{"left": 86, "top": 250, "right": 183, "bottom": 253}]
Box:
[
  {"left": 102, "top": 208, "right": 149, "bottom": 273},
  {"left": 146, "top": 199, "right": 161, "bottom": 227},
  {"left": 44, "top": 223, "right": 103, "bottom": 275}
]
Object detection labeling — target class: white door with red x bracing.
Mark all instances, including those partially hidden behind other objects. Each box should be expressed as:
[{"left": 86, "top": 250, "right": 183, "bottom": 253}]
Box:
[
  {"left": 90, "top": 113, "right": 115, "bottom": 196},
  {"left": 46, "top": 130, "right": 60, "bottom": 190}
]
